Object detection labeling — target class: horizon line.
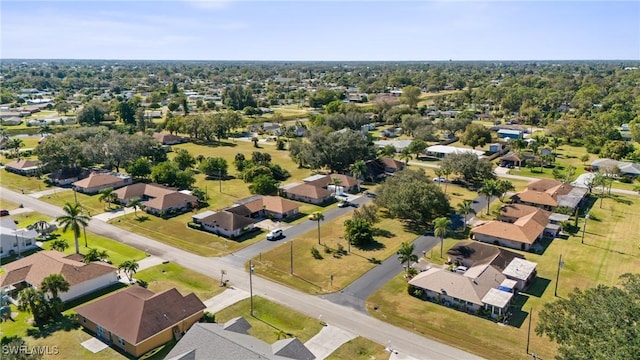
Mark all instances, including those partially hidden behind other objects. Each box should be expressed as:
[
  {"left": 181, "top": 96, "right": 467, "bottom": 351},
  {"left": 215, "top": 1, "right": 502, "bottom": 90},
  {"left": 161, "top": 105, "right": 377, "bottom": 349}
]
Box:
[{"left": 2, "top": 58, "right": 640, "bottom": 63}]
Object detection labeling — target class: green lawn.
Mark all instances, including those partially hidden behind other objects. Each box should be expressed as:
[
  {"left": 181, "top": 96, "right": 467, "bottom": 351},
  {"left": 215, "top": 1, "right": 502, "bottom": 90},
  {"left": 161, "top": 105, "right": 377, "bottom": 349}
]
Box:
[
  {"left": 9, "top": 211, "right": 52, "bottom": 227},
  {"left": 135, "top": 262, "right": 225, "bottom": 301},
  {"left": 111, "top": 211, "right": 265, "bottom": 257},
  {"left": 215, "top": 296, "right": 323, "bottom": 344},
  {"left": 326, "top": 337, "right": 388, "bottom": 360},
  {"left": 0, "top": 170, "right": 50, "bottom": 194},
  {"left": 43, "top": 190, "right": 107, "bottom": 217},
  {"left": 252, "top": 214, "right": 419, "bottom": 294},
  {"left": 367, "top": 194, "right": 640, "bottom": 360}
]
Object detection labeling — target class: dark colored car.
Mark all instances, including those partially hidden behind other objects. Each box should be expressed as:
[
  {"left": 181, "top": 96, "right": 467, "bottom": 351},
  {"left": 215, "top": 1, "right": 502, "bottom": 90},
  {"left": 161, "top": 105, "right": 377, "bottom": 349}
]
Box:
[{"left": 0, "top": 209, "right": 10, "bottom": 217}]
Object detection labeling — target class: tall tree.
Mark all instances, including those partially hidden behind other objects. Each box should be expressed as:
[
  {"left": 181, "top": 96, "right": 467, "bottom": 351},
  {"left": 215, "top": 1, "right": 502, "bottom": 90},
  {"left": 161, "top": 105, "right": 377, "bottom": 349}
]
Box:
[
  {"left": 118, "top": 260, "right": 140, "bottom": 282},
  {"left": 127, "top": 198, "right": 144, "bottom": 218},
  {"left": 350, "top": 160, "right": 367, "bottom": 192},
  {"left": 478, "top": 179, "right": 500, "bottom": 215},
  {"left": 536, "top": 273, "right": 640, "bottom": 360},
  {"left": 434, "top": 217, "right": 452, "bottom": 258},
  {"left": 344, "top": 218, "right": 375, "bottom": 247},
  {"left": 457, "top": 199, "right": 475, "bottom": 227},
  {"left": 400, "top": 86, "right": 421, "bottom": 108},
  {"left": 56, "top": 202, "right": 90, "bottom": 254},
  {"left": 396, "top": 242, "right": 418, "bottom": 274},
  {"left": 98, "top": 187, "right": 116, "bottom": 210},
  {"left": 173, "top": 149, "right": 196, "bottom": 170},
  {"left": 199, "top": 157, "right": 228, "bottom": 178},
  {"left": 460, "top": 123, "right": 492, "bottom": 149},
  {"left": 310, "top": 212, "right": 325, "bottom": 245}
]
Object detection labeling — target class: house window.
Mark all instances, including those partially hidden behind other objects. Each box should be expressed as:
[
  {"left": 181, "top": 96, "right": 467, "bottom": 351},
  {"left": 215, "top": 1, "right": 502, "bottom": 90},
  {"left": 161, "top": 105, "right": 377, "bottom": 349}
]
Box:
[
  {"left": 25, "top": 240, "right": 32, "bottom": 246},
  {"left": 118, "top": 337, "right": 125, "bottom": 346}
]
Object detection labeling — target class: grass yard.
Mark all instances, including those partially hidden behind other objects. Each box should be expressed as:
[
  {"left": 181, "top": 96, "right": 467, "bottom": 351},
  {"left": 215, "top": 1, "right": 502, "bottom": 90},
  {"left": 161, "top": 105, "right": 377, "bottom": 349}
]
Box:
[
  {"left": 111, "top": 211, "right": 264, "bottom": 257},
  {"left": 135, "top": 262, "right": 224, "bottom": 300},
  {"left": 367, "top": 194, "right": 640, "bottom": 360},
  {"left": 215, "top": 296, "right": 323, "bottom": 344},
  {"left": 9, "top": 211, "right": 52, "bottom": 227},
  {"left": 43, "top": 190, "right": 106, "bottom": 216},
  {"left": 0, "top": 198, "right": 19, "bottom": 210},
  {"left": 326, "top": 337, "right": 388, "bottom": 360},
  {"left": 252, "top": 214, "right": 418, "bottom": 294},
  {"left": 0, "top": 170, "right": 50, "bottom": 194},
  {"left": 39, "top": 228, "right": 147, "bottom": 267}
]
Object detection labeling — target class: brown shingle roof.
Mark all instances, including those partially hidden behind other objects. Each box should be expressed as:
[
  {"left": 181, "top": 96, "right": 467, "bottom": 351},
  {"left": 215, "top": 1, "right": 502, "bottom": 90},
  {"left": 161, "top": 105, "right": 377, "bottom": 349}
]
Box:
[
  {"left": 283, "top": 184, "right": 332, "bottom": 200},
  {"left": 75, "top": 286, "right": 205, "bottom": 345},
  {"left": 511, "top": 189, "right": 558, "bottom": 207},
  {"left": 305, "top": 174, "right": 360, "bottom": 188},
  {"left": 5, "top": 159, "right": 40, "bottom": 170},
  {"left": 152, "top": 132, "right": 184, "bottom": 145},
  {"left": 199, "top": 211, "right": 257, "bottom": 231},
  {"left": 499, "top": 204, "right": 550, "bottom": 219},
  {"left": 379, "top": 157, "right": 404, "bottom": 170},
  {"left": 144, "top": 192, "right": 198, "bottom": 212},
  {"left": 447, "top": 241, "right": 523, "bottom": 270},
  {"left": 235, "top": 196, "right": 300, "bottom": 215},
  {"left": 0, "top": 250, "right": 116, "bottom": 287},
  {"left": 73, "top": 173, "right": 124, "bottom": 189},
  {"left": 472, "top": 209, "right": 549, "bottom": 245}
]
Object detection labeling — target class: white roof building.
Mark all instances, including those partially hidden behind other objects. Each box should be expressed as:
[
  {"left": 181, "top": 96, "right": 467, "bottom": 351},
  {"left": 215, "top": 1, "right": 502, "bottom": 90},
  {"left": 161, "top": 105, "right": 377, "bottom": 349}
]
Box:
[{"left": 426, "top": 145, "right": 484, "bottom": 158}]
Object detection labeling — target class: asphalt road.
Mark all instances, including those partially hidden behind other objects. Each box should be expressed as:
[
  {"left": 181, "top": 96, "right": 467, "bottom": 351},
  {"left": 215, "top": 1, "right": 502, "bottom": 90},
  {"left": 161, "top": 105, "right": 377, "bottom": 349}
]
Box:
[{"left": 1, "top": 187, "right": 482, "bottom": 360}]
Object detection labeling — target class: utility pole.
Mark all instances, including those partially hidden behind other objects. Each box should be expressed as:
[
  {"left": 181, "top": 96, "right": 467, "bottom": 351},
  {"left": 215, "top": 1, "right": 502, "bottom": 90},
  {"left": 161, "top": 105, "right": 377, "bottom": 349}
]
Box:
[
  {"left": 219, "top": 169, "right": 222, "bottom": 193},
  {"left": 526, "top": 307, "right": 533, "bottom": 355},
  {"left": 249, "top": 261, "right": 255, "bottom": 316},
  {"left": 554, "top": 254, "right": 564, "bottom": 297},
  {"left": 290, "top": 241, "right": 293, "bottom": 274},
  {"left": 581, "top": 213, "right": 590, "bottom": 244}
]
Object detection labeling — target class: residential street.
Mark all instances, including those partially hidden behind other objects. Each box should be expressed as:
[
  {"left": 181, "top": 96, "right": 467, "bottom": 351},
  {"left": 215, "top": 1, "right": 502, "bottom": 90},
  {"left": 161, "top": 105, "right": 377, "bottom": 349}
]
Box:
[{"left": 1, "top": 187, "right": 483, "bottom": 360}]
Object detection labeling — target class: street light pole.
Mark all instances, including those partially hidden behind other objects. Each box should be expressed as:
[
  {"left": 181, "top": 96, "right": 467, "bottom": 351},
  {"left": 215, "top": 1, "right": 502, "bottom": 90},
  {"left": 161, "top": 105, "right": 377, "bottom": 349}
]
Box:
[
  {"left": 249, "top": 261, "right": 255, "bottom": 316},
  {"left": 554, "top": 254, "right": 564, "bottom": 297},
  {"left": 581, "top": 213, "right": 590, "bottom": 244},
  {"left": 290, "top": 241, "right": 293, "bottom": 275}
]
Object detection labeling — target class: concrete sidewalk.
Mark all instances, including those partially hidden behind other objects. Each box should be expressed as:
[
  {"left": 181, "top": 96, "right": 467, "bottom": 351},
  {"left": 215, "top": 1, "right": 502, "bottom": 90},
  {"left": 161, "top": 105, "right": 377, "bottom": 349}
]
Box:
[
  {"left": 304, "top": 324, "right": 356, "bottom": 360},
  {"left": 93, "top": 207, "right": 135, "bottom": 222},
  {"left": 8, "top": 207, "right": 34, "bottom": 215},
  {"left": 203, "top": 287, "right": 250, "bottom": 314}
]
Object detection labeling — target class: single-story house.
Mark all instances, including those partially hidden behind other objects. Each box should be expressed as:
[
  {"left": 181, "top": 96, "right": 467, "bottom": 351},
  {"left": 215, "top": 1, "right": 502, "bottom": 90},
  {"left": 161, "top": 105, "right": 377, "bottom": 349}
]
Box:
[
  {"left": 501, "top": 257, "right": 537, "bottom": 291},
  {"left": 372, "top": 139, "right": 412, "bottom": 152},
  {"left": 591, "top": 158, "right": 640, "bottom": 178},
  {"left": 248, "top": 122, "right": 282, "bottom": 135},
  {"left": 114, "top": 183, "right": 198, "bottom": 216},
  {"left": 426, "top": 145, "right": 484, "bottom": 159},
  {"left": 279, "top": 183, "right": 334, "bottom": 205},
  {"left": 72, "top": 172, "right": 132, "bottom": 194},
  {"left": 145, "top": 192, "right": 198, "bottom": 216},
  {"left": 227, "top": 195, "right": 300, "bottom": 220},
  {"left": 152, "top": 132, "right": 186, "bottom": 145},
  {"left": 498, "top": 204, "right": 550, "bottom": 223},
  {"left": 75, "top": 286, "right": 205, "bottom": 358},
  {"left": 0, "top": 250, "right": 118, "bottom": 302},
  {"left": 4, "top": 159, "right": 43, "bottom": 176},
  {"left": 365, "top": 157, "right": 406, "bottom": 180},
  {"left": 510, "top": 179, "right": 587, "bottom": 211},
  {"left": 0, "top": 217, "right": 38, "bottom": 258},
  {"left": 471, "top": 210, "right": 551, "bottom": 251},
  {"left": 497, "top": 129, "right": 523, "bottom": 140},
  {"left": 196, "top": 211, "right": 258, "bottom": 238},
  {"left": 303, "top": 173, "right": 361, "bottom": 194},
  {"left": 1, "top": 116, "right": 23, "bottom": 125},
  {"left": 165, "top": 317, "right": 316, "bottom": 360}
]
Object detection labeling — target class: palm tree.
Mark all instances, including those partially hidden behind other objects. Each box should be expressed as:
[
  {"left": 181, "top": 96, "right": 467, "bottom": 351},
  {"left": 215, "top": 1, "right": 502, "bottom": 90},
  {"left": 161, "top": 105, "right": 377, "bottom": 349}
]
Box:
[
  {"left": 17, "top": 287, "right": 45, "bottom": 323},
  {"left": 83, "top": 248, "right": 109, "bottom": 264},
  {"left": 511, "top": 138, "right": 526, "bottom": 152},
  {"left": 399, "top": 148, "right": 412, "bottom": 165},
  {"left": 457, "top": 199, "right": 476, "bottom": 227},
  {"left": 349, "top": 160, "right": 367, "bottom": 192},
  {"left": 118, "top": 260, "right": 140, "bottom": 282},
  {"left": 40, "top": 274, "right": 70, "bottom": 300},
  {"left": 309, "top": 212, "right": 324, "bottom": 245},
  {"left": 98, "top": 188, "right": 116, "bottom": 210},
  {"left": 440, "top": 165, "right": 452, "bottom": 193},
  {"left": 56, "top": 202, "right": 90, "bottom": 254},
  {"left": 7, "top": 138, "right": 24, "bottom": 158},
  {"left": 396, "top": 242, "right": 418, "bottom": 275},
  {"left": 478, "top": 180, "right": 499, "bottom": 215},
  {"left": 127, "top": 198, "right": 144, "bottom": 218},
  {"left": 434, "top": 217, "right": 452, "bottom": 258},
  {"left": 50, "top": 238, "right": 69, "bottom": 252},
  {"left": 495, "top": 179, "right": 516, "bottom": 202},
  {"left": 251, "top": 136, "right": 259, "bottom": 148}
]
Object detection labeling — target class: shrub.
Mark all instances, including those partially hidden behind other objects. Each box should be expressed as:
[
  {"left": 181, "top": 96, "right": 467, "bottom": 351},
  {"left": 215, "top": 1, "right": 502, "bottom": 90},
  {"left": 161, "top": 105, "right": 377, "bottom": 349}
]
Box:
[
  {"left": 310, "top": 247, "right": 323, "bottom": 259},
  {"left": 201, "top": 311, "right": 216, "bottom": 323},
  {"left": 323, "top": 246, "right": 332, "bottom": 254}
]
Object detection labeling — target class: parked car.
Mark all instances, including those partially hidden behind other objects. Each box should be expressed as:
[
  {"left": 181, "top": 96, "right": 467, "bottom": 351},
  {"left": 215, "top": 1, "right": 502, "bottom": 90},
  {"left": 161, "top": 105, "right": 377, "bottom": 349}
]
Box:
[
  {"left": 0, "top": 209, "right": 9, "bottom": 217},
  {"left": 338, "top": 201, "right": 350, "bottom": 208},
  {"left": 364, "top": 191, "right": 376, "bottom": 198},
  {"left": 433, "top": 177, "right": 447, "bottom": 183},
  {"left": 266, "top": 229, "right": 283, "bottom": 241}
]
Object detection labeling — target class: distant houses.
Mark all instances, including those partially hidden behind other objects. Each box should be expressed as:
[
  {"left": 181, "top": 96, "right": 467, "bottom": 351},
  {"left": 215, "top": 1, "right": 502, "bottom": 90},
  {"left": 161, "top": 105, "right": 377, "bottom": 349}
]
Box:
[
  {"left": 4, "top": 159, "right": 43, "bottom": 176},
  {"left": 152, "top": 132, "right": 187, "bottom": 146},
  {"left": 0, "top": 217, "right": 39, "bottom": 258},
  {"left": 279, "top": 173, "right": 360, "bottom": 205},
  {"left": 114, "top": 183, "right": 198, "bottom": 216},
  {"left": 72, "top": 172, "right": 132, "bottom": 194},
  {"left": 510, "top": 179, "right": 587, "bottom": 211},
  {"left": 425, "top": 145, "right": 484, "bottom": 159},
  {"left": 591, "top": 158, "right": 640, "bottom": 178}
]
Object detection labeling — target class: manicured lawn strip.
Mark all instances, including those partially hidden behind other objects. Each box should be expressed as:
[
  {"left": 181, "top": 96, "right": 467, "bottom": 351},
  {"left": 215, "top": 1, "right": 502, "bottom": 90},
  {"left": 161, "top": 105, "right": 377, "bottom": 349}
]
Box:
[
  {"left": 0, "top": 170, "right": 49, "bottom": 193},
  {"left": 0, "top": 199, "right": 19, "bottom": 210},
  {"left": 10, "top": 211, "right": 52, "bottom": 227},
  {"left": 215, "top": 296, "right": 323, "bottom": 344},
  {"left": 135, "top": 262, "right": 224, "bottom": 300},
  {"left": 40, "top": 228, "right": 147, "bottom": 266},
  {"left": 326, "top": 337, "right": 388, "bottom": 360},
  {"left": 43, "top": 190, "right": 106, "bottom": 217},
  {"left": 252, "top": 214, "right": 418, "bottom": 294},
  {"left": 367, "top": 194, "right": 640, "bottom": 360},
  {"left": 111, "top": 212, "right": 264, "bottom": 257}
]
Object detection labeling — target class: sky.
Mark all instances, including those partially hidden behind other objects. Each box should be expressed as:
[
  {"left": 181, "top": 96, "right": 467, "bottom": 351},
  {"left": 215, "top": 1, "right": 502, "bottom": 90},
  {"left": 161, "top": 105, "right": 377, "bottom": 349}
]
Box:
[{"left": 1, "top": 1, "right": 639, "bottom": 61}]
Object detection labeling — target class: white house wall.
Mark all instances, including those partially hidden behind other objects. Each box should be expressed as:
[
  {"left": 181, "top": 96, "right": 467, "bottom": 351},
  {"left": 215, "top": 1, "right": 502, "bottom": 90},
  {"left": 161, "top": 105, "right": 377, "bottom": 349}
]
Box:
[{"left": 59, "top": 271, "right": 119, "bottom": 302}]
